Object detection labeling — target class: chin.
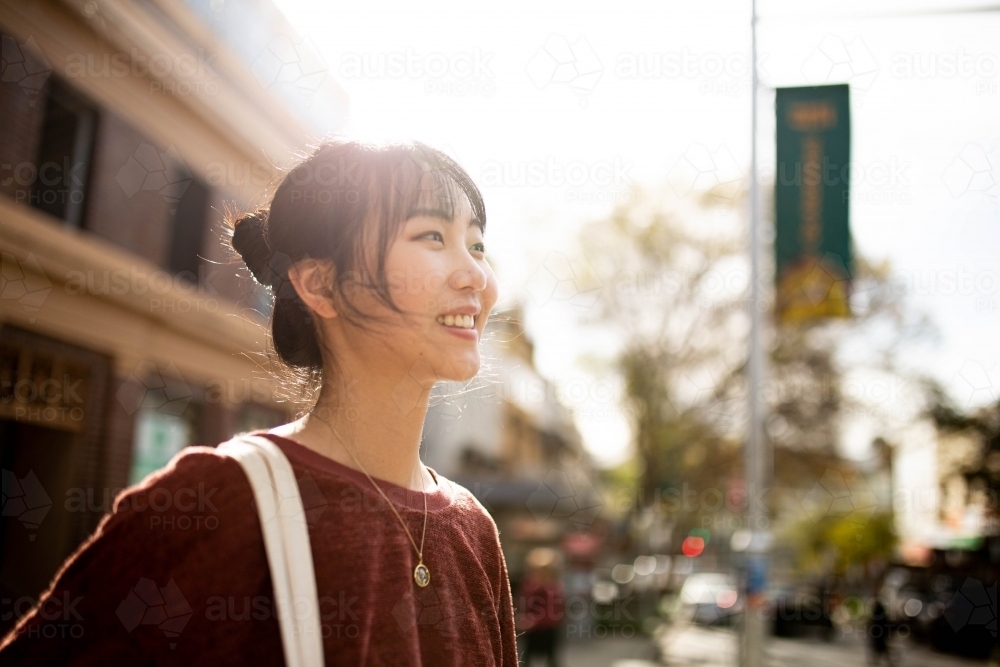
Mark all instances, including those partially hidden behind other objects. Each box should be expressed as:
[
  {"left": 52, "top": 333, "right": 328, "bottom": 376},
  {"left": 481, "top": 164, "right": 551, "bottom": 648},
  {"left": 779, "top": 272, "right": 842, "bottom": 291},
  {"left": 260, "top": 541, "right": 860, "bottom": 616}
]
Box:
[{"left": 439, "top": 352, "right": 481, "bottom": 383}]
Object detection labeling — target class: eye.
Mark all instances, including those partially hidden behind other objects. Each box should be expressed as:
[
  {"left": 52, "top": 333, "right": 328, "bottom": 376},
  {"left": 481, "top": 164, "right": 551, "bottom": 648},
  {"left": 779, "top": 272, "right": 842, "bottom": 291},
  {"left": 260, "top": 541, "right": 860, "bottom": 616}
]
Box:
[
  {"left": 416, "top": 231, "right": 444, "bottom": 243},
  {"left": 470, "top": 242, "right": 486, "bottom": 254}
]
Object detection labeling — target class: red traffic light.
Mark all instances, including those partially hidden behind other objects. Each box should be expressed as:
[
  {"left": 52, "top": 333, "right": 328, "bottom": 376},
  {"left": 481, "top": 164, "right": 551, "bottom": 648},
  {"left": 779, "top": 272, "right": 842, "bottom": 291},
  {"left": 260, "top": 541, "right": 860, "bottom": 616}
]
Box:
[{"left": 681, "top": 536, "right": 705, "bottom": 557}]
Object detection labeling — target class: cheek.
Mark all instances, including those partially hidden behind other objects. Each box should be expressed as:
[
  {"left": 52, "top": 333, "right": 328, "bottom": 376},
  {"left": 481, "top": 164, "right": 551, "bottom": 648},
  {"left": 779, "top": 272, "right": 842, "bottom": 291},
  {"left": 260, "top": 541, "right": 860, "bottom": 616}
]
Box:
[
  {"left": 483, "top": 268, "right": 500, "bottom": 314},
  {"left": 384, "top": 248, "right": 442, "bottom": 315}
]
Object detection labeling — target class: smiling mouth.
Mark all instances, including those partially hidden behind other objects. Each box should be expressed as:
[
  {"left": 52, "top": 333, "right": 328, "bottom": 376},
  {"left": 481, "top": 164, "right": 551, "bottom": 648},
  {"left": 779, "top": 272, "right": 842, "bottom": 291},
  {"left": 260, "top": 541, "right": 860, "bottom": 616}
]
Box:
[{"left": 436, "top": 314, "right": 476, "bottom": 329}]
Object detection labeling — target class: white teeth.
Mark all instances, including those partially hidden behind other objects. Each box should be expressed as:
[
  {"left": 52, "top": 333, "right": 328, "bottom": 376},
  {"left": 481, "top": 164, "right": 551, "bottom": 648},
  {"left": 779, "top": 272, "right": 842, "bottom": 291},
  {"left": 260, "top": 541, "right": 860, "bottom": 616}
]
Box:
[{"left": 437, "top": 314, "right": 475, "bottom": 329}]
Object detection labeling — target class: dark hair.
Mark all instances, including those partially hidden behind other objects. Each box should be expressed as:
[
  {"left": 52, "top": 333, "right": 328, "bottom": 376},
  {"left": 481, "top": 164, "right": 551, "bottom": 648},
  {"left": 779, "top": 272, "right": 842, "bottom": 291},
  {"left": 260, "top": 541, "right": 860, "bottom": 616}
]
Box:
[{"left": 230, "top": 139, "right": 486, "bottom": 391}]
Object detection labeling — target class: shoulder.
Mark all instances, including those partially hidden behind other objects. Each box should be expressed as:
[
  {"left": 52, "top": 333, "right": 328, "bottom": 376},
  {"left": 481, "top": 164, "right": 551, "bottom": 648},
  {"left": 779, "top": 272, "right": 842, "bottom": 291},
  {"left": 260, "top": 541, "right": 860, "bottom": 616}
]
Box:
[
  {"left": 435, "top": 474, "right": 501, "bottom": 535},
  {"left": 88, "top": 445, "right": 268, "bottom": 593},
  {"left": 435, "top": 475, "right": 516, "bottom": 607},
  {"left": 109, "top": 445, "right": 254, "bottom": 523}
]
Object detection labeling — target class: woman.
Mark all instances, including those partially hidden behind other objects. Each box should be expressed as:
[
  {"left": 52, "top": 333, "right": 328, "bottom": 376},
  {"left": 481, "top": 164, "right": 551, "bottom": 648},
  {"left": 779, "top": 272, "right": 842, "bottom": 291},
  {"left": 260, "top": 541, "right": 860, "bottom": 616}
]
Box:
[{"left": 0, "top": 140, "right": 516, "bottom": 665}]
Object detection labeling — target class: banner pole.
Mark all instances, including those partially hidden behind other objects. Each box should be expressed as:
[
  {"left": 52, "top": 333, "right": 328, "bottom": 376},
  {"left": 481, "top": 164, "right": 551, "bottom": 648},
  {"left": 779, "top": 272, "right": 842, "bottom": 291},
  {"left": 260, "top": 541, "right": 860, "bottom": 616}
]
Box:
[{"left": 743, "top": 0, "right": 768, "bottom": 665}]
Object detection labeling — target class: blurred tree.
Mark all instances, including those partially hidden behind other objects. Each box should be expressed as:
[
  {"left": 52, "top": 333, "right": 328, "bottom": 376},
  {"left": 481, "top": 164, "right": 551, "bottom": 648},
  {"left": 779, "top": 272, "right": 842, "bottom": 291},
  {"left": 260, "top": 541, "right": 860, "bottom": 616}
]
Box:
[
  {"left": 579, "top": 187, "right": 746, "bottom": 512},
  {"left": 578, "top": 185, "right": 928, "bottom": 524},
  {"left": 791, "top": 512, "right": 898, "bottom": 577}
]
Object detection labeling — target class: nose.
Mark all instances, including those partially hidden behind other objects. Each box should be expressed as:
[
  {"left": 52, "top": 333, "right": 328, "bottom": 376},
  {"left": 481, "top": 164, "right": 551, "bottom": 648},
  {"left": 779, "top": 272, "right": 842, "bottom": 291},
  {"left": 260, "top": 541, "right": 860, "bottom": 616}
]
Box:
[{"left": 449, "top": 251, "right": 488, "bottom": 293}]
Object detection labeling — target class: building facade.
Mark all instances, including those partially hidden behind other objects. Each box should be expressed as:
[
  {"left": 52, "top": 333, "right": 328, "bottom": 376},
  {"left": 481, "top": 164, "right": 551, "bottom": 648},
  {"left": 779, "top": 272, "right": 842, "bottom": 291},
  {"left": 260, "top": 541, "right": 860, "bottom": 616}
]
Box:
[{"left": 0, "top": 0, "right": 346, "bottom": 631}]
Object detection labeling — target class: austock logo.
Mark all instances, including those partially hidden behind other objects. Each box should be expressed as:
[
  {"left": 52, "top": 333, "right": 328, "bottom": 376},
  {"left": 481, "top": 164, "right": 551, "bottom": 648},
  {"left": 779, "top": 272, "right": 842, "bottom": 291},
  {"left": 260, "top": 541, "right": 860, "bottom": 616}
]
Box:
[
  {"left": 62, "top": 47, "right": 220, "bottom": 97},
  {"left": 116, "top": 577, "right": 192, "bottom": 649},
  {"left": 801, "top": 469, "right": 878, "bottom": 525},
  {"left": 392, "top": 358, "right": 463, "bottom": 416},
  {"left": 1, "top": 469, "right": 52, "bottom": 540},
  {"left": 1, "top": 34, "right": 52, "bottom": 105},
  {"left": 526, "top": 34, "right": 603, "bottom": 105},
  {"left": 337, "top": 48, "right": 495, "bottom": 98},
  {"left": 801, "top": 35, "right": 878, "bottom": 102},
  {"left": 0, "top": 251, "right": 52, "bottom": 324},
  {"left": 525, "top": 252, "right": 602, "bottom": 309},
  {"left": 251, "top": 33, "right": 328, "bottom": 106},
  {"left": 391, "top": 582, "right": 467, "bottom": 651},
  {"left": 115, "top": 360, "right": 193, "bottom": 417},
  {"left": 245, "top": 469, "right": 329, "bottom": 527},
  {"left": 527, "top": 468, "right": 603, "bottom": 528},
  {"left": 942, "top": 142, "right": 999, "bottom": 205},
  {"left": 115, "top": 143, "right": 192, "bottom": 215},
  {"left": 2, "top": 592, "right": 85, "bottom": 640},
  {"left": 391, "top": 151, "right": 449, "bottom": 201},
  {"left": 205, "top": 591, "right": 359, "bottom": 638},
  {"left": 796, "top": 253, "right": 853, "bottom": 310},
  {"left": 944, "top": 577, "right": 997, "bottom": 638},
  {"left": 63, "top": 481, "right": 221, "bottom": 531},
  {"left": 667, "top": 143, "right": 743, "bottom": 201},
  {"left": 952, "top": 359, "right": 1000, "bottom": 409},
  {"left": 296, "top": 471, "right": 329, "bottom": 527}
]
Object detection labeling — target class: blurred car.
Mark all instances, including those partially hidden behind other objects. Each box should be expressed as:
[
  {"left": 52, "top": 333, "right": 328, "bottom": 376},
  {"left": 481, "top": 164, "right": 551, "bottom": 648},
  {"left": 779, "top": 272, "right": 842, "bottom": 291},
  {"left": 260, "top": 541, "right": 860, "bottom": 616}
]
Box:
[
  {"left": 676, "top": 573, "right": 743, "bottom": 626},
  {"left": 880, "top": 567, "right": 933, "bottom": 639},
  {"left": 880, "top": 565, "right": 997, "bottom": 659},
  {"left": 770, "top": 586, "right": 836, "bottom": 640},
  {"left": 928, "top": 580, "right": 997, "bottom": 660}
]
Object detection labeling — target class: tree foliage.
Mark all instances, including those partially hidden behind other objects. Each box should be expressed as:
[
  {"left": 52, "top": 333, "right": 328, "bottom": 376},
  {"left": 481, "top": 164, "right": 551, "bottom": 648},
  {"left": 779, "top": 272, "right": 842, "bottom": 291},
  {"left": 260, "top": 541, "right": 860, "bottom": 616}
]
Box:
[
  {"left": 579, "top": 188, "right": 746, "bottom": 503},
  {"left": 578, "top": 185, "right": 926, "bottom": 521},
  {"left": 791, "top": 512, "right": 898, "bottom": 577}
]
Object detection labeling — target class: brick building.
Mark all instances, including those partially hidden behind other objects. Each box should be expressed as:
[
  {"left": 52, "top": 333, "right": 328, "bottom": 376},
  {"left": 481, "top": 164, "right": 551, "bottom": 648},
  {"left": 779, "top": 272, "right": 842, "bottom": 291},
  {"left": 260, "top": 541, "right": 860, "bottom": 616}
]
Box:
[{"left": 0, "top": 0, "right": 346, "bottom": 628}]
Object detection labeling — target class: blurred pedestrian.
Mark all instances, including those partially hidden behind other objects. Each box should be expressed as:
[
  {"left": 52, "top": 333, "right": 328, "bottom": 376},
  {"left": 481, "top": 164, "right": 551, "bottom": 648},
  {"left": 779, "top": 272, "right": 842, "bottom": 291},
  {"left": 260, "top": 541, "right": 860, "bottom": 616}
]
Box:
[
  {"left": 518, "top": 548, "right": 565, "bottom": 667},
  {"left": 867, "top": 599, "right": 894, "bottom": 666}
]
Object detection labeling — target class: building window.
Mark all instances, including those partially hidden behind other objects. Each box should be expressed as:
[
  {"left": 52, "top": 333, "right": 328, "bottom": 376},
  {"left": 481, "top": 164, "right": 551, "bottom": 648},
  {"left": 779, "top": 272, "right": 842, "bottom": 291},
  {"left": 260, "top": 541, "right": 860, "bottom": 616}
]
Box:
[
  {"left": 237, "top": 403, "right": 286, "bottom": 435},
  {"left": 31, "top": 78, "right": 95, "bottom": 228},
  {"left": 0, "top": 328, "right": 92, "bottom": 433},
  {"left": 167, "top": 175, "right": 210, "bottom": 284},
  {"left": 128, "top": 409, "right": 192, "bottom": 485}
]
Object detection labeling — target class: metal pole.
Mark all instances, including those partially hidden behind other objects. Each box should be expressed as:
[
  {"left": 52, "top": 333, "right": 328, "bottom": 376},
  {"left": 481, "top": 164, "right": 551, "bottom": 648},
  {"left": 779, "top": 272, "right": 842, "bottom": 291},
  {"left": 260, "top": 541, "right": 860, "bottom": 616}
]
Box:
[{"left": 743, "top": 0, "right": 768, "bottom": 665}]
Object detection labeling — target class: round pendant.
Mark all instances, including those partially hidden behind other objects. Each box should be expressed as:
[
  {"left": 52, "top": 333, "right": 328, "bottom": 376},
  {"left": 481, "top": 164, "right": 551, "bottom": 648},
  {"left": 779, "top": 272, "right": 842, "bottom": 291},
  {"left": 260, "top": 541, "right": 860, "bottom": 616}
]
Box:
[{"left": 414, "top": 563, "right": 430, "bottom": 587}]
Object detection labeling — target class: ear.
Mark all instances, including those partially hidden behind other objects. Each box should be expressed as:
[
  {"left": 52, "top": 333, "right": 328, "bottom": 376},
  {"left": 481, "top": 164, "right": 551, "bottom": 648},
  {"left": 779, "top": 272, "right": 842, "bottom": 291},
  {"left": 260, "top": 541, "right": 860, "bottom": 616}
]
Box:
[{"left": 287, "top": 259, "right": 338, "bottom": 319}]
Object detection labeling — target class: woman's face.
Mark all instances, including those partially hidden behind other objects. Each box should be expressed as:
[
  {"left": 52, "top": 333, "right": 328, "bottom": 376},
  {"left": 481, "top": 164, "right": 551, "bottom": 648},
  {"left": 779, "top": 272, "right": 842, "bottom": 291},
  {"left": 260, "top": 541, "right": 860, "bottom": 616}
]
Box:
[{"left": 346, "top": 192, "right": 498, "bottom": 387}]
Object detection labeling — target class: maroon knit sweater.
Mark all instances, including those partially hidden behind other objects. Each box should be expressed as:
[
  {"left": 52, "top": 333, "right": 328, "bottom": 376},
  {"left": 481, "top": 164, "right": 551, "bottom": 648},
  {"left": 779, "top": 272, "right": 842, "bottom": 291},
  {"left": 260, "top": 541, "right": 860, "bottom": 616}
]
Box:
[{"left": 0, "top": 432, "right": 518, "bottom": 666}]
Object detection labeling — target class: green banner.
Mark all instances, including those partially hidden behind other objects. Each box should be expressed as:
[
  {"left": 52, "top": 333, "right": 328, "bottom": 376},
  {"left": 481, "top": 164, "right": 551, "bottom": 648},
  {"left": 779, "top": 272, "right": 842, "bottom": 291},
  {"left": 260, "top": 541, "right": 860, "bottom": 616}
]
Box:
[{"left": 774, "top": 84, "right": 852, "bottom": 323}]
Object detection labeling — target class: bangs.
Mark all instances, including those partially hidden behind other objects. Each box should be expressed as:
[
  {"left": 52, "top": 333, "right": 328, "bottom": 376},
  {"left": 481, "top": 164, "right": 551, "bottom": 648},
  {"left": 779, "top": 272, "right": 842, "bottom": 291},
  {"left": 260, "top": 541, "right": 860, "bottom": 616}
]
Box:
[
  {"left": 351, "top": 142, "right": 487, "bottom": 319},
  {"left": 384, "top": 144, "right": 486, "bottom": 230}
]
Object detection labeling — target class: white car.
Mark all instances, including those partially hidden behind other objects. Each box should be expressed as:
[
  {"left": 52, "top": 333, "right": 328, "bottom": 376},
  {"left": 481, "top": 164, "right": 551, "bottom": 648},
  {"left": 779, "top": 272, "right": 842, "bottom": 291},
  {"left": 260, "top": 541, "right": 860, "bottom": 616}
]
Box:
[{"left": 677, "top": 573, "right": 743, "bottom": 626}]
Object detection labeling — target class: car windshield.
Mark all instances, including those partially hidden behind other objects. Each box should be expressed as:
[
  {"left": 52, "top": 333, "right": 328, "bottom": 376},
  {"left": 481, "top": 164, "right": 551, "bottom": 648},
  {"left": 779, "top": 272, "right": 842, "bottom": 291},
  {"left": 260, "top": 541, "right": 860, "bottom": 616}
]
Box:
[{"left": 680, "top": 574, "right": 736, "bottom": 604}]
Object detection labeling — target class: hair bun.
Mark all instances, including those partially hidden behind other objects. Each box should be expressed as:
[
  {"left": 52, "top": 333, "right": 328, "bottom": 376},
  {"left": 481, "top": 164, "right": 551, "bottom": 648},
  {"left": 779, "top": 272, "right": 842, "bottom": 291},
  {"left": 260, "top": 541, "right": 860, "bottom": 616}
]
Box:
[{"left": 232, "top": 210, "right": 274, "bottom": 287}]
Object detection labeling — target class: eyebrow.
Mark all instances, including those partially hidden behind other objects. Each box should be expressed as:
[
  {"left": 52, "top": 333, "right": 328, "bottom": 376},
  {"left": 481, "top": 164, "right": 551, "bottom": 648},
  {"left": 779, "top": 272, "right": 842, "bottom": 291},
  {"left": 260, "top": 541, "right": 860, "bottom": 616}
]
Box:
[{"left": 406, "top": 207, "right": 485, "bottom": 232}]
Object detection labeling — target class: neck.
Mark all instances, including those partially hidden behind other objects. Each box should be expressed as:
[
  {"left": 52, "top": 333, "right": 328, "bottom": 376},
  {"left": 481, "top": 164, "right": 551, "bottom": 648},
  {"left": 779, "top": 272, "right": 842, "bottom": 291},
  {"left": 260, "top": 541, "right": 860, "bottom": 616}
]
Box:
[{"left": 278, "top": 355, "right": 435, "bottom": 492}]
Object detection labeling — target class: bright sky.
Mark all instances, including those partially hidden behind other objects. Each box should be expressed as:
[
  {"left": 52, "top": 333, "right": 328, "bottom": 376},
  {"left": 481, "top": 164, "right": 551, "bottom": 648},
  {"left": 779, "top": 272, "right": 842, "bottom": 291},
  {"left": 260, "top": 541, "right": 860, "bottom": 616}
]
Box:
[{"left": 271, "top": 0, "right": 1000, "bottom": 468}]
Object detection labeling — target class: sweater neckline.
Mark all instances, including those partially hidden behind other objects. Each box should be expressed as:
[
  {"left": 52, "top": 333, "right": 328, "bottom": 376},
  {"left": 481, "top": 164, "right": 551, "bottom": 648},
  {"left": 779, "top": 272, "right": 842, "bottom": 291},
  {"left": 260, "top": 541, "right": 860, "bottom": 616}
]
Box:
[{"left": 249, "top": 430, "right": 452, "bottom": 512}]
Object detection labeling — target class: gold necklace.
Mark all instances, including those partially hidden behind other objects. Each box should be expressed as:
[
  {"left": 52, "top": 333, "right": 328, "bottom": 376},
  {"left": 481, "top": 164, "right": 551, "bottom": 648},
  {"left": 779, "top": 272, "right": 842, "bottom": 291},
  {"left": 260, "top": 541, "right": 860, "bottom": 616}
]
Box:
[{"left": 319, "top": 418, "right": 431, "bottom": 588}]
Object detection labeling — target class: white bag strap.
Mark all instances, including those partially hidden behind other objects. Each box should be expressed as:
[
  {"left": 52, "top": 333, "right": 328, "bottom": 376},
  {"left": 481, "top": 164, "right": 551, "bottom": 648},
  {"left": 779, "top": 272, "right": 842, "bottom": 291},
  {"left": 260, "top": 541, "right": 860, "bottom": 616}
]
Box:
[{"left": 217, "top": 434, "right": 325, "bottom": 667}]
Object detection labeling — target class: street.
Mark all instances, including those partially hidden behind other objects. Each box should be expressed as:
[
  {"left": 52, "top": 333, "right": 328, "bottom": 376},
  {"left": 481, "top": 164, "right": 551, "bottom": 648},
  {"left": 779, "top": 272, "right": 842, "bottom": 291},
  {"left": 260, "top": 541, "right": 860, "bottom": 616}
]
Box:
[
  {"left": 659, "top": 624, "right": 993, "bottom": 667},
  {"left": 535, "top": 625, "right": 995, "bottom": 667}
]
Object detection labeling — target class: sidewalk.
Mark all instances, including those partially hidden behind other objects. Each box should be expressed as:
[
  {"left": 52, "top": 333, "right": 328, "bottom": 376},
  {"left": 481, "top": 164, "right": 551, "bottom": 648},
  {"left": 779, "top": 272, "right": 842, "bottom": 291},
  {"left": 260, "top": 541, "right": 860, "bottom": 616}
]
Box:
[
  {"left": 521, "top": 634, "right": 660, "bottom": 667},
  {"left": 564, "top": 635, "right": 660, "bottom": 667}
]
